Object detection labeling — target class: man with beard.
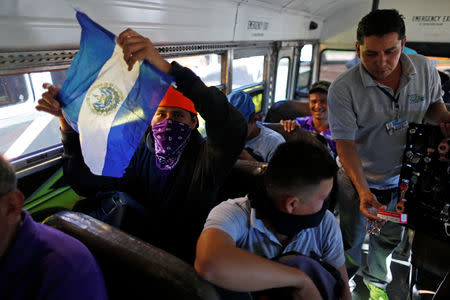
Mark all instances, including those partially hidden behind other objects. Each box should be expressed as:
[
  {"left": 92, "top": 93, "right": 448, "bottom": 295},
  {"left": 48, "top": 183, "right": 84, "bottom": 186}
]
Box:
[
  {"left": 194, "top": 138, "right": 351, "bottom": 300},
  {"left": 36, "top": 28, "right": 247, "bottom": 265}
]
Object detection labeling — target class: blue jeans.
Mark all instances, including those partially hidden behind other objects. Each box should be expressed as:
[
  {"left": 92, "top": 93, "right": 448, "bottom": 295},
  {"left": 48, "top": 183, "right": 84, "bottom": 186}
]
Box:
[{"left": 337, "top": 168, "right": 403, "bottom": 289}]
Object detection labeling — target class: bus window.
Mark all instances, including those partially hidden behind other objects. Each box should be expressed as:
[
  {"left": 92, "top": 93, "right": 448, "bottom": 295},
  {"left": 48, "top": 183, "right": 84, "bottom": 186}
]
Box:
[
  {"left": 427, "top": 56, "right": 450, "bottom": 74},
  {"left": 274, "top": 57, "right": 290, "bottom": 102},
  {"left": 232, "top": 56, "right": 264, "bottom": 90},
  {"left": 0, "top": 70, "right": 66, "bottom": 160},
  {"left": 168, "top": 54, "right": 222, "bottom": 137},
  {"left": 242, "top": 84, "right": 263, "bottom": 114},
  {"left": 232, "top": 55, "right": 265, "bottom": 114},
  {"left": 168, "top": 54, "right": 221, "bottom": 87},
  {"left": 319, "top": 49, "right": 358, "bottom": 82},
  {"left": 296, "top": 44, "right": 313, "bottom": 96},
  {"left": 0, "top": 75, "right": 29, "bottom": 108}
]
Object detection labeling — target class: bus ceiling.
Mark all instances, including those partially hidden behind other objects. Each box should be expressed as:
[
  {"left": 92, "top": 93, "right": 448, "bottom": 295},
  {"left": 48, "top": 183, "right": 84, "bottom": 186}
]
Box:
[
  {"left": 0, "top": 0, "right": 449, "bottom": 66},
  {"left": 320, "top": 0, "right": 450, "bottom": 56},
  {"left": 0, "top": 0, "right": 448, "bottom": 46}
]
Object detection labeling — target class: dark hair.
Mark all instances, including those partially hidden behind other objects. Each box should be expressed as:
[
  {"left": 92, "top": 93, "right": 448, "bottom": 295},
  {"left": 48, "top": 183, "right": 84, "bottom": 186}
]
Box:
[
  {"left": 357, "top": 9, "right": 405, "bottom": 45},
  {"left": 0, "top": 155, "right": 16, "bottom": 197},
  {"left": 264, "top": 137, "right": 337, "bottom": 196},
  {"left": 309, "top": 80, "right": 330, "bottom": 94}
]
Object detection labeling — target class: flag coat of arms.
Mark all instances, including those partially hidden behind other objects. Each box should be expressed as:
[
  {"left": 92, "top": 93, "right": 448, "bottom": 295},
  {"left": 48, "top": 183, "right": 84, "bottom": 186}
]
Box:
[{"left": 58, "top": 11, "right": 173, "bottom": 177}]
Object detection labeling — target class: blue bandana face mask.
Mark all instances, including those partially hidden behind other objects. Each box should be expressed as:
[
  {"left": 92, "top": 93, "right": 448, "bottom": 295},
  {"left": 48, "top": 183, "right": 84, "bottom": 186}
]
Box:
[{"left": 152, "top": 119, "right": 192, "bottom": 171}]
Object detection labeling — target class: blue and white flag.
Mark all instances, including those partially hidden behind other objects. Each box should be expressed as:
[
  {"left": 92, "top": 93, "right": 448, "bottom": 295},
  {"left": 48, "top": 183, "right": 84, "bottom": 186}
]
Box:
[{"left": 58, "top": 12, "right": 173, "bottom": 177}]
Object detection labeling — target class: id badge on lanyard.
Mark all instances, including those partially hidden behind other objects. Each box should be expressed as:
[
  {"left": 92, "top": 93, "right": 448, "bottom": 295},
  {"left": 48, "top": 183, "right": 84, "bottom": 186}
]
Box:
[{"left": 378, "top": 87, "right": 409, "bottom": 135}]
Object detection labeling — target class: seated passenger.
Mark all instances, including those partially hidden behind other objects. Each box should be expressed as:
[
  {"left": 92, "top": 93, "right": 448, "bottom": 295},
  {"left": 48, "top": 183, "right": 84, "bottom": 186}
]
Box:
[
  {"left": 0, "top": 155, "right": 107, "bottom": 300},
  {"left": 280, "top": 81, "right": 336, "bottom": 157},
  {"left": 228, "top": 91, "right": 285, "bottom": 162},
  {"left": 36, "top": 28, "right": 247, "bottom": 264},
  {"left": 194, "top": 138, "right": 351, "bottom": 300}
]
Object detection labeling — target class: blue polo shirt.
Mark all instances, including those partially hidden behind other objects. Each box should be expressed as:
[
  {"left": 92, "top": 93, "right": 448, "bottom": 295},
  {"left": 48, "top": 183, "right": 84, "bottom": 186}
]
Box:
[
  {"left": 203, "top": 197, "right": 345, "bottom": 269},
  {"left": 0, "top": 211, "right": 108, "bottom": 300}
]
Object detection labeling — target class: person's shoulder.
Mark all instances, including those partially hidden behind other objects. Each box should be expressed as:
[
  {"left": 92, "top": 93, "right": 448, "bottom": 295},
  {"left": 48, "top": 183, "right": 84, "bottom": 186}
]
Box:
[
  {"left": 406, "top": 53, "right": 430, "bottom": 63},
  {"left": 405, "top": 53, "right": 437, "bottom": 71},
  {"left": 30, "top": 220, "right": 107, "bottom": 299},
  {"left": 331, "top": 64, "right": 360, "bottom": 88},
  {"left": 296, "top": 115, "right": 311, "bottom": 125},
  {"left": 320, "top": 210, "right": 339, "bottom": 229},
  {"left": 258, "top": 122, "right": 285, "bottom": 142},
  {"left": 222, "top": 197, "right": 252, "bottom": 213},
  {"left": 328, "top": 67, "right": 362, "bottom": 102},
  {"left": 35, "top": 222, "right": 97, "bottom": 266}
]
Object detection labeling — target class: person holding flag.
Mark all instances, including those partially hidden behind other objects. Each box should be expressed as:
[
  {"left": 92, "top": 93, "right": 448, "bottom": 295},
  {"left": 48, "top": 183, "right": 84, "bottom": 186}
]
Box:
[{"left": 37, "top": 23, "right": 247, "bottom": 264}]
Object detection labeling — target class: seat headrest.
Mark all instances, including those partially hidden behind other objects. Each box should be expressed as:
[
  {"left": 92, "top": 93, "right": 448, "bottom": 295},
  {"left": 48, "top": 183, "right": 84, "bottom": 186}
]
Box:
[
  {"left": 262, "top": 123, "right": 328, "bottom": 148},
  {"left": 264, "top": 100, "right": 310, "bottom": 123},
  {"left": 43, "top": 211, "right": 220, "bottom": 300}
]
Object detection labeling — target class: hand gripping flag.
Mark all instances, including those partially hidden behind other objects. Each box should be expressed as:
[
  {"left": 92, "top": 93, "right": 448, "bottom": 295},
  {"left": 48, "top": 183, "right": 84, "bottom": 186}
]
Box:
[{"left": 58, "top": 12, "right": 173, "bottom": 177}]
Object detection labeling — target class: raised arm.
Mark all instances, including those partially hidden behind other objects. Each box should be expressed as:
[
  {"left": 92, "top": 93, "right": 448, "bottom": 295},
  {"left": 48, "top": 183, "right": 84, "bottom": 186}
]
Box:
[
  {"left": 36, "top": 84, "right": 122, "bottom": 196},
  {"left": 119, "top": 28, "right": 247, "bottom": 161},
  {"left": 195, "top": 228, "right": 322, "bottom": 299},
  {"left": 36, "top": 83, "right": 72, "bottom": 132}
]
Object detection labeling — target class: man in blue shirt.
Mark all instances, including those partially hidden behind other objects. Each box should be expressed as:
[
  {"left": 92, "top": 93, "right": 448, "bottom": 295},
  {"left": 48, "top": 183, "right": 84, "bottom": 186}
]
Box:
[
  {"left": 195, "top": 138, "right": 351, "bottom": 300},
  {"left": 0, "top": 155, "right": 108, "bottom": 300},
  {"left": 228, "top": 90, "right": 285, "bottom": 162}
]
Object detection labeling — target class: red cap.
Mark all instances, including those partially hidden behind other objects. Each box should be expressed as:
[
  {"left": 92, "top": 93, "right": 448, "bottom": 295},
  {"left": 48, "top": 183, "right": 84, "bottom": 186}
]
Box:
[{"left": 158, "top": 86, "right": 197, "bottom": 114}]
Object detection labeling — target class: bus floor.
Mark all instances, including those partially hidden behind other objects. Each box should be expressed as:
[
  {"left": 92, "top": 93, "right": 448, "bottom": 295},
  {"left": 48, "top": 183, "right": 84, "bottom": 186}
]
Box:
[{"left": 350, "top": 229, "right": 412, "bottom": 300}]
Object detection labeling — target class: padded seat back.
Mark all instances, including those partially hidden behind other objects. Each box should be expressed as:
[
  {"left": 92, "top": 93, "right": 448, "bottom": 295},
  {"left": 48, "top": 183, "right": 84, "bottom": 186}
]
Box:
[
  {"left": 262, "top": 123, "right": 329, "bottom": 147},
  {"left": 43, "top": 211, "right": 220, "bottom": 300},
  {"left": 217, "top": 159, "right": 267, "bottom": 202},
  {"left": 264, "top": 100, "right": 310, "bottom": 123}
]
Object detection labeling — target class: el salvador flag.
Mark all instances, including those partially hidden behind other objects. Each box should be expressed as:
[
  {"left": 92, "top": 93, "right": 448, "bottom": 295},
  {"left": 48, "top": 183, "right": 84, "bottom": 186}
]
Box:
[{"left": 58, "top": 12, "right": 173, "bottom": 177}]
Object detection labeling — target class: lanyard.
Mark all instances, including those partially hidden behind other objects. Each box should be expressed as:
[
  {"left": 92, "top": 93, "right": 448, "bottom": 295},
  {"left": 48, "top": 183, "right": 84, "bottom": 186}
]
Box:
[{"left": 377, "top": 86, "right": 400, "bottom": 119}]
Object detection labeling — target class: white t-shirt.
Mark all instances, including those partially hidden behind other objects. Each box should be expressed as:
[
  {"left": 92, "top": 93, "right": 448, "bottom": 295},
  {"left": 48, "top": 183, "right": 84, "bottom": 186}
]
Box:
[{"left": 245, "top": 122, "right": 285, "bottom": 162}]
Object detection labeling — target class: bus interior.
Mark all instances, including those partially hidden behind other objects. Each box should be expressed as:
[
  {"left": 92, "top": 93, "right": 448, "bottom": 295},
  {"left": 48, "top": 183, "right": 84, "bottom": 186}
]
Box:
[{"left": 1, "top": 0, "right": 450, "bottom": 299}]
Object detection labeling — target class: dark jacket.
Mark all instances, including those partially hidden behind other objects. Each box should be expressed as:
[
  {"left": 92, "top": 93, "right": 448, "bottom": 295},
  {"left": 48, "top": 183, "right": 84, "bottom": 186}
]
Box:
[{"left": 62, "top": 61, "right": 247, "bottom": 263}]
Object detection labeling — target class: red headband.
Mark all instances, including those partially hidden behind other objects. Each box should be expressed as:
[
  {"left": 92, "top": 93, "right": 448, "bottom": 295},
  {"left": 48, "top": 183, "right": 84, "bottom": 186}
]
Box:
[{"left": 158, "top": 86, "right": 197, "bottom": 114}]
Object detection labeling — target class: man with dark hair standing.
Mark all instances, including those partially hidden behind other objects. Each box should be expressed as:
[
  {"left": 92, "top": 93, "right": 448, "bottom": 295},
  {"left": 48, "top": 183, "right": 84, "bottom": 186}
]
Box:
[
  {"left": 328, "top": 9, "right": 450, "bottom": 299},
  {"left": 0, "top": 155, "right": 107, "bottom": 300},
  {"left": 195, "top": 138, "right": 351, "bottom": 300}
]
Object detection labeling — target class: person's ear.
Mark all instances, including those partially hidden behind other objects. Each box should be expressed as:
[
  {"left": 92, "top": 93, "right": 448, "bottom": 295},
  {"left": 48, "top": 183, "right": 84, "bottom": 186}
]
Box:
[
  {"left": 400, "top": 37, "right": 407, "bottom": 51},
  {"left": 191, "top": 115, "right": 198, "bottom": 129},
  {"left": 1, "top": 190, "right": 24, "bottom": 225},
  {"left": 355, "top": 42, "right": 361, "bottom": 58},
  {"left": 284, "top": 196, "right": 300, "bottom": 214}
]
